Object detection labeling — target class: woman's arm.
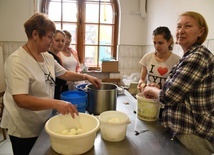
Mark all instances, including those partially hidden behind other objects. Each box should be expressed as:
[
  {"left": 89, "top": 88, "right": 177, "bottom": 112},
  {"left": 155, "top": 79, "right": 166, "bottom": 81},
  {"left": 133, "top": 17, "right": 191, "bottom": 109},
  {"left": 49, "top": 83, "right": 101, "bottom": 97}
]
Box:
[
  {"left": 137, "top": 65, "right": 147, "bottom": 91},
  {"left": 58, "top": 71, "right": 100, "bottom": 88},
  {"left": 13, "top": 94, "right": 78, "bottom": 117}
]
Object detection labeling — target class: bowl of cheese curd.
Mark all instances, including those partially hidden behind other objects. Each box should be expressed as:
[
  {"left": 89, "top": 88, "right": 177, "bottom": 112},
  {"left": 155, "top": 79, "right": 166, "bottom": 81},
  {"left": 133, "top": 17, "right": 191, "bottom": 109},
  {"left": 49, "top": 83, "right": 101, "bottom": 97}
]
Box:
[{"left": 99, "top": 110, "right": 130, "bottom": 142}]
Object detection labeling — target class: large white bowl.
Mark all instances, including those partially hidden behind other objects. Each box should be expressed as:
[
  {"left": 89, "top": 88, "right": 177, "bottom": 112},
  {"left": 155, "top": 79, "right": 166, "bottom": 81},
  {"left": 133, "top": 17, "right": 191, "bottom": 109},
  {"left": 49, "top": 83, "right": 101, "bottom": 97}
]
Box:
[{"left": 45, "top": 113, "right": 100, "bottom": 155}]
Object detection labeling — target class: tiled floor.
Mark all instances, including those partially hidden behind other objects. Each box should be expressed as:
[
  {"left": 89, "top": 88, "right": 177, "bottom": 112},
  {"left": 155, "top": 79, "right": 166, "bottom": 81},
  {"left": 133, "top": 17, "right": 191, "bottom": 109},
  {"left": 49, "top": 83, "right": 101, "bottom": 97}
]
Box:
[{"left": 0, "top": 130, "right": 13, "bottom": 155}]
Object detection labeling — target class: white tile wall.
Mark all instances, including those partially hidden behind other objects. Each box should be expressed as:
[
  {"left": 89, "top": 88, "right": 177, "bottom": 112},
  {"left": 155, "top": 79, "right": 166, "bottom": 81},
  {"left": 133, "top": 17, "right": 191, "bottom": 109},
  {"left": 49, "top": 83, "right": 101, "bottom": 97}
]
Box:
[
  {"left": 207, "top": 39, "right": 214, "bottom": 54},
  {"left": 1, "top": 39, "right": 214, "bottom": 86}
]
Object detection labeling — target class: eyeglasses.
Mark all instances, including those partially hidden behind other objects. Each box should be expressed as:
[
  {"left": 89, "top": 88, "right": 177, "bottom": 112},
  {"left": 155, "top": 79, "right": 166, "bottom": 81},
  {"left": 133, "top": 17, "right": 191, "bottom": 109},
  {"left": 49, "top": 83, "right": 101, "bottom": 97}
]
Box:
[{"left": 45, "top": 72, "right": 56, "bottom": 86}]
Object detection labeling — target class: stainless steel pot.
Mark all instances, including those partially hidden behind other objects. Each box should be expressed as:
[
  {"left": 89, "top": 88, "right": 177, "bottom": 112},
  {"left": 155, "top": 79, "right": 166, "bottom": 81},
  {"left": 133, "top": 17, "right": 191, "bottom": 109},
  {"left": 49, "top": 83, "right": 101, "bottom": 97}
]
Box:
[{"left": 86, "top": 83, "right": 117, "bottom": 115}]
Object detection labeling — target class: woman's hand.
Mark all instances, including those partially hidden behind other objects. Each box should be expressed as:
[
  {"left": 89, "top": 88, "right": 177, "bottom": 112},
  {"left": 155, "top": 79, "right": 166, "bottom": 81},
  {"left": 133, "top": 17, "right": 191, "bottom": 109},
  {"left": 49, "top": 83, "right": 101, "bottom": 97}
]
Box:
[
  {"left": 143, "top": 86, "right": 161, "bottom": 99},
  {"left": 85, "top": 74, "right": 101, "bottom": 88},
  {"left": 54, "top": 100, "right": 79, "bottom": 118},
  {"left": 137, "top": 80, "right": 146, "bottom": 92},
  {"left": 147, "top": 83, "right": 160, "bottom": 89}
]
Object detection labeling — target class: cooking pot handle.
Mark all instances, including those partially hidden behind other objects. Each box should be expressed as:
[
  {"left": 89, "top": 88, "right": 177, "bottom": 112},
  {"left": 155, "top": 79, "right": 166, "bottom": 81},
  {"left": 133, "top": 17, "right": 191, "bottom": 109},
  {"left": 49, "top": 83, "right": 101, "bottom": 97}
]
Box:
[
  {"left": 84, "top": 84, "right": 90, "bottom": 92},
  {"left": 77, "top": 84, "right": 90, "bottom": 92},
  {"left": 80, "top": 87, "right": 88, "bottom": 92}
]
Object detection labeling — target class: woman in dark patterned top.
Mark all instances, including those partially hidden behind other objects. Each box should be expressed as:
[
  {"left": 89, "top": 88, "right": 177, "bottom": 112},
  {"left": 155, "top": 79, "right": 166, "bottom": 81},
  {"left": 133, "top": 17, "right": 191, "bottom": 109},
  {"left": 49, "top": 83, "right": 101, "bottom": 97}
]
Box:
[
  {"left": 48, "top": 30, "right": 67, "bottom": 99},
  {"left": 143, "top": 11, "right": 214, "bottom": 155}
]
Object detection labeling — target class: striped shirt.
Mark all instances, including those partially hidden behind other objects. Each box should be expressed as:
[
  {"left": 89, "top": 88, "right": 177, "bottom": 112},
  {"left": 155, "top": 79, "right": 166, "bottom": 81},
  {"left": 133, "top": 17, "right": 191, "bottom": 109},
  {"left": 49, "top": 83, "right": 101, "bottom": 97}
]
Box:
[{"left": 159, "top": 44, "right": 214, "bottom": 142}]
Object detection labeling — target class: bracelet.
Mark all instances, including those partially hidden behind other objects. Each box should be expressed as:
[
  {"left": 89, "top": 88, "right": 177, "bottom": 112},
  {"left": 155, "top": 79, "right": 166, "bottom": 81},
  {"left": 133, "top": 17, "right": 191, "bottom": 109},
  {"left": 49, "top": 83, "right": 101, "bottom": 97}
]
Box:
[
  {"left": 54, "top": 101, "right": 57, "bottom": 109},
  {"left": 83, "top": 74, "right": 87, "bottom": 80}
]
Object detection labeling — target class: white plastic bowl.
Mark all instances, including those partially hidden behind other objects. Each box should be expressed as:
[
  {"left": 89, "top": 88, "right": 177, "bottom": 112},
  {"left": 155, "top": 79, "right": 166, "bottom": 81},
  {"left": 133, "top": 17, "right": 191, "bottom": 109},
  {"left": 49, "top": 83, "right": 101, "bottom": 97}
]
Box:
[
  {"left": 99, "top": 110, "right": 130, "bottom": 142},
  {"left": 45, "top": 113, "right": 100, "bottom": 155}
]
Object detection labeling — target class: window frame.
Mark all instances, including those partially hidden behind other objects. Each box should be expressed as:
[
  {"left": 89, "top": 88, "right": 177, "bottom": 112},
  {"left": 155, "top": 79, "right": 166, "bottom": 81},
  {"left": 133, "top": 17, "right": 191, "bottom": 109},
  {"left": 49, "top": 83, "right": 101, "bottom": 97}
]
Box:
[{"left": 41, "top": 0, "right": 119, "bottom": 69}]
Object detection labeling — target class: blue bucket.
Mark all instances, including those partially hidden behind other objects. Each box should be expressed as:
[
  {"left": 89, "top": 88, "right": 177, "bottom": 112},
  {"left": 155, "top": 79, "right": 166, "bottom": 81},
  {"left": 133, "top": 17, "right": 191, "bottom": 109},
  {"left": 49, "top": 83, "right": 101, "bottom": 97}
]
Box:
[
  {"left": 75, "top": 83, "right": 88, "bottom": 91},
  {"left": 60, "top": 90, "right": 88, "bottom": 113}
]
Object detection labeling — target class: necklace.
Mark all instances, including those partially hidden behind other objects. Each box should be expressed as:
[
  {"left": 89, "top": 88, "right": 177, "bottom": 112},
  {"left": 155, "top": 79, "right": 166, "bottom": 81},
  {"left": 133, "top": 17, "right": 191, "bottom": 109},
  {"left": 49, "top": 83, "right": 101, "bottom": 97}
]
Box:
[
  {"left": 62, "top": 48, "right": 71, "bottom": 56},
  {"left": 25, "top": 44, "right": 56, "bottom": 86},
  {"left": 155, "top": 51, "right": 171, "bottom": 62},
  {"left": 26, "top": 44, "right": 42, "bottom": 62}
]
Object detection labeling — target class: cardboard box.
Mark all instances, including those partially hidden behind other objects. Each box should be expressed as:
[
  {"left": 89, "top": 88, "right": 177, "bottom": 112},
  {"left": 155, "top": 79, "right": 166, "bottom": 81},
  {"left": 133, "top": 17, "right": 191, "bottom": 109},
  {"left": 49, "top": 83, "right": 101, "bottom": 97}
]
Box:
[{"left": 102, "top": 61, "right": 119, "bottom": 72}]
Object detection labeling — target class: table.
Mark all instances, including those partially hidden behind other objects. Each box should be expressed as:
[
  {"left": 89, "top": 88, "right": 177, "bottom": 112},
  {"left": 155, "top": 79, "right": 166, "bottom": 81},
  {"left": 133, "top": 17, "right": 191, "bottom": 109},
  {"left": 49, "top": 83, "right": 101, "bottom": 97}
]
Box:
[{"left": 29, "top": 90, "right": 191, "bottom": 155}]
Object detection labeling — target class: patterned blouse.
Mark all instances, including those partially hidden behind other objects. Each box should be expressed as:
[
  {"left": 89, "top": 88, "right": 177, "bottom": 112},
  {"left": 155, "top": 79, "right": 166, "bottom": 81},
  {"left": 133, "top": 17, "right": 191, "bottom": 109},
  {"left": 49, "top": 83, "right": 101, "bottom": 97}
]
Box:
[{"left": 159, "top": 44, "right": 214, "bottom": 142}]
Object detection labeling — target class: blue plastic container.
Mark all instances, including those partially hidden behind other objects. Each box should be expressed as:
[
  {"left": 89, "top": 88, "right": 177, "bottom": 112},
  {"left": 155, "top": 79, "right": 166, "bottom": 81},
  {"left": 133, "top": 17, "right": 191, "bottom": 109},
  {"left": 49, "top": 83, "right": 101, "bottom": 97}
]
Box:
[
  {"left": 60, "top": 90, "right": 88, "bottom": 113},
  {"left": 75, "top": 83, "right": 88, "bottom": 91}
]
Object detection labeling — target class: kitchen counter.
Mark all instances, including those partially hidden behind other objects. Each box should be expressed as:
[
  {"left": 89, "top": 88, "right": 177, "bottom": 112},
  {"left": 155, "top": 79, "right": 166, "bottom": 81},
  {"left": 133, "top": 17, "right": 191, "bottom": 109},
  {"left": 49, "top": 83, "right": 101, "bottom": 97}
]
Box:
[{"left": 29, "top": 90, "right": 191, "bottom": 155}]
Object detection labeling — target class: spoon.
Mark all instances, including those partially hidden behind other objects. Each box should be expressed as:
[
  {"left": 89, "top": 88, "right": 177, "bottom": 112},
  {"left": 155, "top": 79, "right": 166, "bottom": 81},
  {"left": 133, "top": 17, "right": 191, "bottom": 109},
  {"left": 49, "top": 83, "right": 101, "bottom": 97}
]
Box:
[{"left": 134, "top": 129, "right": 149, "bottom": 136}]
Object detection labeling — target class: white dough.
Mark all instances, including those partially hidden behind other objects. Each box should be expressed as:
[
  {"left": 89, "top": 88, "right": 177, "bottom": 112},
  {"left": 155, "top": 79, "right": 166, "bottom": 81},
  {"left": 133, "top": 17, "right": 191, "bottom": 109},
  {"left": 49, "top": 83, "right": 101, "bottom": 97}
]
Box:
[
  {"left": 60, "top": 128, "right": 84, "bottom": 135},
  {"left": 108, "top": 117, "right": 121, "bottom": 123},
  {"left": 61, "top": 129, "right": 69, "bottom": 135},
  {"left": 69, "top": 128, "right": 77, "bottom": 135},
  {"left": 77, "top": 128, "right": 84, "bottom": 135}
]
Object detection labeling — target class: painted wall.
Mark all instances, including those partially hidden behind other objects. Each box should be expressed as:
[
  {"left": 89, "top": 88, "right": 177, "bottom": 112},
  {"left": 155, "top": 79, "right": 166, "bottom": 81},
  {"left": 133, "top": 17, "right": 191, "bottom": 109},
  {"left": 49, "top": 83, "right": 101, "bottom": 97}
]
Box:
[
  {"left": 0, "top": 0, "right": 34, "bottom": 41},
  {"left": 145, "top": 0, "right": 214, "bottom": 45},
  {"left": 0, "top": 0, "right": 213, "bottom": 45},
  {"left": 118, "top": 0, "right": 146, "bottom": 45}
]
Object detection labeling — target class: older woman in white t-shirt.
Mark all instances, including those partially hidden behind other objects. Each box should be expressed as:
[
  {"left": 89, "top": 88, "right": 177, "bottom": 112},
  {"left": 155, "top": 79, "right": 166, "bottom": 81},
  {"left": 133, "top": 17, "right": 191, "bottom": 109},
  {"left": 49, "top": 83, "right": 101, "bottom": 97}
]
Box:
[{"left": 1, "top": 13, "right": 100, "bottom": 155}]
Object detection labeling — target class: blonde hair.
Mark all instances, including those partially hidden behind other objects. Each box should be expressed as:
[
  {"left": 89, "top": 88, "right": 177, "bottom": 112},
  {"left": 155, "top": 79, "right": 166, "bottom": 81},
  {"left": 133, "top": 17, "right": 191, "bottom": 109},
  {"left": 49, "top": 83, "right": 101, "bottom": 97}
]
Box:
[{"left": 179, "top": 11, "right": 208, "bottom": 45}]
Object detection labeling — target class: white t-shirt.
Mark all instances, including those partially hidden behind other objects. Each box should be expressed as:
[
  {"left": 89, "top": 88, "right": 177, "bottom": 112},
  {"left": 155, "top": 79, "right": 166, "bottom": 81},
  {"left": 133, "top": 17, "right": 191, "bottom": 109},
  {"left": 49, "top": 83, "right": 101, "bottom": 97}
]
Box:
[
  {"left": 1, "top": 47, "right": 66, "bottom": 138},
  {"left": 139, "top": 52, "right": 180, "bottom": 88},
  {"left": 59, "top": 52, "right": 78, "bottom": 72}
]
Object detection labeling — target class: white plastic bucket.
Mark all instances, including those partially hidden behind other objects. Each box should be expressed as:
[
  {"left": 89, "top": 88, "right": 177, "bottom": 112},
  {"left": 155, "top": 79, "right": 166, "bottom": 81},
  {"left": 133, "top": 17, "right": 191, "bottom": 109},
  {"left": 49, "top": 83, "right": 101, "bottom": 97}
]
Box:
[
  {"left": 136, "top": 93, "right": 161, "bottom": 121},
  {"left": 99, "top": 111, "right": 130, "bottom": 142}
]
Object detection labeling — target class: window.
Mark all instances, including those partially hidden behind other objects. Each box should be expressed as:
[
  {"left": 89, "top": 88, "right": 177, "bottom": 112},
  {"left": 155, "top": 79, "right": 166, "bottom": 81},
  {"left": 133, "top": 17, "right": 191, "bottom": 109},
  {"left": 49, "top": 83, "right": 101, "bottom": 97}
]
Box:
[{"left": 42, "top": 0, "right": 119, "bottom": 69}]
